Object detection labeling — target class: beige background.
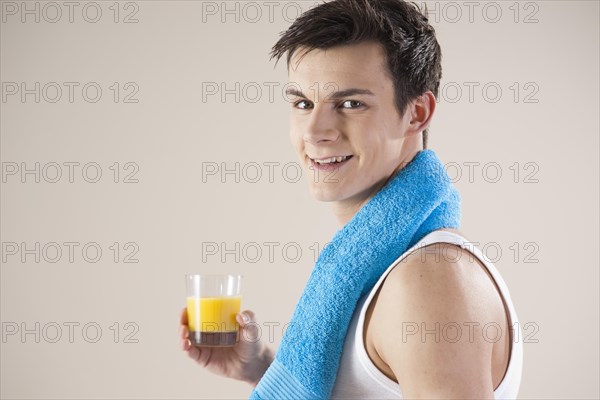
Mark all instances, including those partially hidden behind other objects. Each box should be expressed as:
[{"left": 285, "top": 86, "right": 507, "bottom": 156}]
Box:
[{"left": 1, "top": 0, "right": 598, "bottom": 398}]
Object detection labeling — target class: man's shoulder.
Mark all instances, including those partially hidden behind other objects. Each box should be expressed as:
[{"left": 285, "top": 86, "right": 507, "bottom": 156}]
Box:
[
  {"left": 381, "top": 232, "right": 489, "bottom": 308},
  {"left": 368, "top": 231, "right": 504, "bottom": 349},
  {"left": 383, "top": 238, "right": 479, "bottom": 304},
  {"left": 368, "top": 232, "right": 501, "bottom": 347},
  {"left": 367, "top": 237, "right": 500, "bottom": 396},
  {"left": 392, "top": 227, "right": 476, "bottom": 282}
]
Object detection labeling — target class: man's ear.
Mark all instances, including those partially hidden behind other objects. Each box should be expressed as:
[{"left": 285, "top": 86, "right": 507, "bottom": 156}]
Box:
[{"left": 404, "top": 91, "right": 436, "bottom": 137}]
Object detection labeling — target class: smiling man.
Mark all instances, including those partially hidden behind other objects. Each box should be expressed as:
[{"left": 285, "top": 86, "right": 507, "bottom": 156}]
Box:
[{"left": 180, "top": 1, "right": 523, "bottom": 398}]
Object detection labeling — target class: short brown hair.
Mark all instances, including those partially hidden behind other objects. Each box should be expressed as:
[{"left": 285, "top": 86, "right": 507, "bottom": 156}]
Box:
[{"left": 271, "top": 0, "right": 442, "bottom": 149}]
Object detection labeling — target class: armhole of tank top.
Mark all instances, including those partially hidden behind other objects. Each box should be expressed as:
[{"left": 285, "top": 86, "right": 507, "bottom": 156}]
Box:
[
  {"left": 353, "top": 229, "right": 521, "bottom": 396},
  {"left": 439, "top": 231, "right": 521, "bottom": 394},
  {"left": 449, "top": 232, "right": 522, "bottom": 395}
]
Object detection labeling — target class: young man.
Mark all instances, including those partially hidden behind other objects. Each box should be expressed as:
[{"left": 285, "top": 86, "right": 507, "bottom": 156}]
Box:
[{"left": 180, "top": 1, "right": 522, "bottom": 398}]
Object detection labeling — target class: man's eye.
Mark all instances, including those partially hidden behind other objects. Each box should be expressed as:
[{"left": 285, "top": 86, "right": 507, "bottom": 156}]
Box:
[
  {"left": 294, "top": 100, "right": 313, "bottom": 109},
  {"left": 341, "top": 100, "right": 363, "bottom": 109}
]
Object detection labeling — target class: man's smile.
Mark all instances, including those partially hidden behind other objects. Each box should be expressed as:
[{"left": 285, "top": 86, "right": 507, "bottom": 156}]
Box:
[
  {"left": 308, "top": 154, "right": 354, "bottom": 172},
  {"left": 309, "top": 155, "right": 354, "bottom": 164}
]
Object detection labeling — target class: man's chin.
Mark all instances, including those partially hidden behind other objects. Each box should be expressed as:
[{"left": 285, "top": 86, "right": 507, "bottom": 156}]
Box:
[{"left": 309, "top": 184, "right": 346, "bottom": 202}]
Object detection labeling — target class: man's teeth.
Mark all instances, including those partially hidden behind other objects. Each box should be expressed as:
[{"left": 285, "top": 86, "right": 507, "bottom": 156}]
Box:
[{"left": 313, "top": 156, "right": 350, "bottom": 164}]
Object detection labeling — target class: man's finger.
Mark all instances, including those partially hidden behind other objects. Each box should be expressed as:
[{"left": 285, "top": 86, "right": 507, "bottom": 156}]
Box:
[
  {"left": 180, "top": 325, "right": 189, "bottom": 340},
  {"left": 180, "top": 307, "right": 188, "bottom": 324}
]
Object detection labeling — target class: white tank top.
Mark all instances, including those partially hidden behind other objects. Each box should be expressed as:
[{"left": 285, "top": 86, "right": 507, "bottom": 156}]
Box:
[{"left": 330, "top": 229, "right": 523, "bottom": 399}]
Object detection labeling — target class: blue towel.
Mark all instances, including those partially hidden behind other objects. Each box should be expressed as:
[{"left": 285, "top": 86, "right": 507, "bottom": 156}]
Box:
[{"left": 250, "top": 149, "right": 461, "bottom": 399}]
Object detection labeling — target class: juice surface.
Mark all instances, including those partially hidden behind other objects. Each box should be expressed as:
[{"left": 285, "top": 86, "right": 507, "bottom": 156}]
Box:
[{"left": 187, "top": 296, "right": 241, "bottom": 332}]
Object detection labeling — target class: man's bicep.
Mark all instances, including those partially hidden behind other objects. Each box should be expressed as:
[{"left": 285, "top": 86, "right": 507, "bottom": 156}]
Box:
[{"left": 373, "top": 256, "right": 497, "bottom": 399}]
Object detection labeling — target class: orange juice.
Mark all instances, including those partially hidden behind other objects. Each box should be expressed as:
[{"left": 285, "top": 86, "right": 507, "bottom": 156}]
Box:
[{"left": 186, "top": 296, "right": 241, "bottom": 346}]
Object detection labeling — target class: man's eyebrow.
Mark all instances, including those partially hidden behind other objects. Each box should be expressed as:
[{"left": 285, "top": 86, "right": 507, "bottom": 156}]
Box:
[
  {"left": 329, "top": 88, "right": 375, "bottom": 98},
  {"left": 285, "top": 87, "right": 375, "bottom": 99}
]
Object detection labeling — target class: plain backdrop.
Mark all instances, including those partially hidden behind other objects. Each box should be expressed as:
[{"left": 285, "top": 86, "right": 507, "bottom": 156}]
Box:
[{"left": 1, "top": 1, "right": 598, "bottom": 399}]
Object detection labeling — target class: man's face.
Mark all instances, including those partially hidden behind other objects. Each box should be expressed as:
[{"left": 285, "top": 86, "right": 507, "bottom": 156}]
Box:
[{"left": 287, "top": 41, "right": 420, "bottom": 205}]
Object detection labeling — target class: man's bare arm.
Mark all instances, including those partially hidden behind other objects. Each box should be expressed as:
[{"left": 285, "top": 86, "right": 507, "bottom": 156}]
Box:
[{"left": 371, "top": 243, "right": 502, "bottom": 399}]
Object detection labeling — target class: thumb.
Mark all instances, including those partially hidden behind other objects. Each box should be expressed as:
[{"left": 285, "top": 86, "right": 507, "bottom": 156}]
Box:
[{"left": 236, "top": 310, "right": 260, "bottom": 342}]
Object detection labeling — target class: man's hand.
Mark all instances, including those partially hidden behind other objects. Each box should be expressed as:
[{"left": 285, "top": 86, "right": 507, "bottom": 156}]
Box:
[{"left": 179, "top": 308, "right": 275, "bottom": 386}]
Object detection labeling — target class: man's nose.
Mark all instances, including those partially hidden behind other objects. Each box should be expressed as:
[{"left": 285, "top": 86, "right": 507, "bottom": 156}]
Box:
[{"left": 303, "top": 107, "right": 340, "bottom": 144}]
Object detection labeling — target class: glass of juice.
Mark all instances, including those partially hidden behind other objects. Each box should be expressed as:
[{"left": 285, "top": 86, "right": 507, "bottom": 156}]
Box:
[{"left": 186, "top": 274, "right": 242, "bottom": 347}]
